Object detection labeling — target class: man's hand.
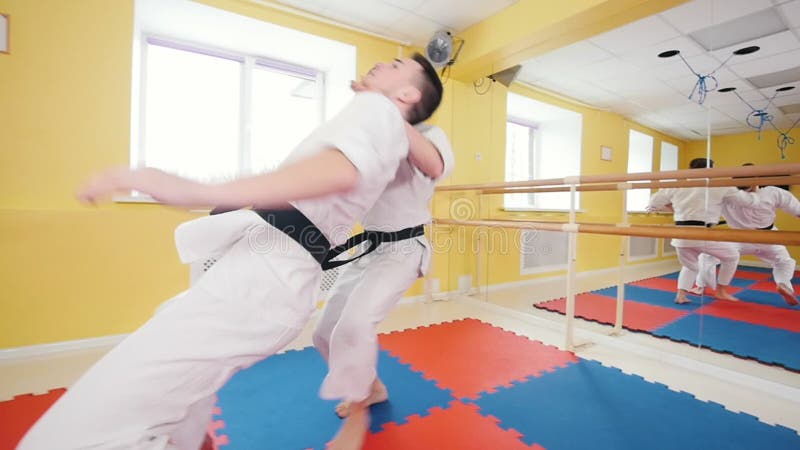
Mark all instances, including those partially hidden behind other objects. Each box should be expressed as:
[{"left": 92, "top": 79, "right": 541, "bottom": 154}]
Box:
[{"left": 77, "top": 166, "right": 135, "bottom": 205}]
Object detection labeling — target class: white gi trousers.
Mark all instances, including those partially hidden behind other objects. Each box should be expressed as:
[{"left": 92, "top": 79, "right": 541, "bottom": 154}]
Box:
[
  {"left": 697, "top": 243, "right": 796, "bottom": 289},
  {"left": 673, "top": 239, "right": 740, "bottom": 291},
  {"left": 18, "top": 211, "right": 321, "bottom": 450},
  {"left": 312, "top": 238, "right": 427, "bottom": 402}
]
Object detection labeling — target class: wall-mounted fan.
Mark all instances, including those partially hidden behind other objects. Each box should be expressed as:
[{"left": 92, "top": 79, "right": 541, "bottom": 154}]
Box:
[{"left": 425, "top": 30, "right": 464, "bottom": 77}]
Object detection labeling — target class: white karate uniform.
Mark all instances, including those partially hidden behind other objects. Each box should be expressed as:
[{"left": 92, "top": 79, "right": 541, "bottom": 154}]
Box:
[
  {"left": 697, "top": 186, "right": 800, "bottom": 288},
  {"left": 648, "top": 186, "right": 759, "bottom": 291},
  {"left": 312, "top": 124, "right": 454, "bottom": 402},
  {"left": 18, "top": 92, "right": 410, "bottom": 450}
]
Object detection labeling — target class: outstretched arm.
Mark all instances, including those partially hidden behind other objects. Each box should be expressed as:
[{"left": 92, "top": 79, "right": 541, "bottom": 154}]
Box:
[
  {"left": 77, "top": 149, "right": 359, "bottom": 209},
  {"left": 647, "top": 189, "right": 673, "bottom": 212}
]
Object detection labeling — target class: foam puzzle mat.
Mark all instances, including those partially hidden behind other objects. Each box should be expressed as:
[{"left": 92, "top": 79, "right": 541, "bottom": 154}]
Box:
[
  {"left": 3, "top": 318, "right": 799, "bottom": 449},
  {"left": 534, "top": 267, "right": 800, "bottom": 371}
]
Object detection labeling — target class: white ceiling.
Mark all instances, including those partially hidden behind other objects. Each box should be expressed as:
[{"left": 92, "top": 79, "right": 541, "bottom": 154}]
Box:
[
  {"left": 268, "top": 0, "right": 517, "bottom": 46},
  {"left": 517, "top": 0, "right": 800, "bottom": 140},
  {"left": 270, "top": 0, "right": 800, "bottom": 141}
]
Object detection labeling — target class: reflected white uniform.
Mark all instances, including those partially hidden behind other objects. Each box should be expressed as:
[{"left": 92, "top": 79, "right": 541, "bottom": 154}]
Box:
[
  {"left": 312, "top": 124, "right": 454, "bottom": 402},
  {"left": 648, "top": 186, "right": 759, "bottom": 291},
  {"left": 697, "top": 186, "right": 800, "bottom": 290},
  {"left": 18, "top": 92, "right": 410, "bottom": 450}
]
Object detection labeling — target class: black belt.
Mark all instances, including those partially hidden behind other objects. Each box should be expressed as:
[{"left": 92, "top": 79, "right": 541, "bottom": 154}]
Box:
[
  {"left": 675, "top": 220, "right": 713, "bottom": 228},
  {"left": 208, "top": 207, "right": 331, "bottom": 266},
  {"left": 321, "top": 225, "right": 425, "bottom": 270}
]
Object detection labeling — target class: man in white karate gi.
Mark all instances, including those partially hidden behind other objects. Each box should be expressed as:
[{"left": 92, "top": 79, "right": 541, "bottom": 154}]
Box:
[
  {"left": 313, "top": 84, "right": 454, "bottom": 449},
  {"left": 648, "top": 158, "right": 761, "bottom": 304}
]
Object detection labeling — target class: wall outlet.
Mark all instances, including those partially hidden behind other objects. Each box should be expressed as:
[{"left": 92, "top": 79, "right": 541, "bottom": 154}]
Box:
[{"left": 458, "top": 274, "right": 473, "bottom": 292}]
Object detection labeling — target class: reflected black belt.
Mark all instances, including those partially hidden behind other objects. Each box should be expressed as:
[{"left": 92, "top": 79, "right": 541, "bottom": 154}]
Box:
[
  {"left": 675, "top": 220, "right": 714, "bottom": 228},
  {"left": 247, "top": 208, "right": 331, "bottom": 266},
  {"left": 321, "top": 225, "right": 425, "bottom": 271},
  {"left": 758, "top": 223, "right": 775, "bottom": 230}
]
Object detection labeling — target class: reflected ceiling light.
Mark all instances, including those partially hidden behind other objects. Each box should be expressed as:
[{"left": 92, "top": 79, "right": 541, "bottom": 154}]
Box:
[
  {"left": 657, "top": 46, "right": 759, "bottom": 105},
  {"left": 718, "top": 85, "right": 798, "bottom": 158}
]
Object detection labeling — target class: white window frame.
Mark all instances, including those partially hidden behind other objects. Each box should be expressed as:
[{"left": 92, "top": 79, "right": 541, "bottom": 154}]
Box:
[
  {"left": 626, "top": 129, "right": 655, "bottom": 213},
  {"left": 133, "top": 36, "right": 324, "bottom": 188}
]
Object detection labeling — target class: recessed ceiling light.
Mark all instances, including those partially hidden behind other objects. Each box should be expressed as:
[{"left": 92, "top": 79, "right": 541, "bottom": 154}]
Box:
[{"left": 658, "top": 50, "right": 680, "bottom": 58}]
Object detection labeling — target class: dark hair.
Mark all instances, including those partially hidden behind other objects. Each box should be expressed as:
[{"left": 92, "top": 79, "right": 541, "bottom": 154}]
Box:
[
  {"left": 408, "top": 52, "right": 444, "bottom": 125},
  {"left": 689, "top": 158, "right": 713, "bottom": 169},
  {"left": 740, "top": 162, "right": 790, "bottom": 190}
]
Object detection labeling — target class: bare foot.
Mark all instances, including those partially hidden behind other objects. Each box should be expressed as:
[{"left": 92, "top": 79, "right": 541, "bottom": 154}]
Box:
[
  {"left": 777, "top": 283, "right": 799, "bottom": 306},
  {"left": 675, "top": 296, "right": 692, "bottom": 304},
  {"left": 687, "top": 286, "right": 703, "bottom": 296},
  {"left": 327, "top": 404, "right": 369, "bottom": 450},
  {"left": 336, "top": 380, "right": 388, "bottom": 418},
  {"left": 714, "top": 293, "right": 740, "bottom": 302}
]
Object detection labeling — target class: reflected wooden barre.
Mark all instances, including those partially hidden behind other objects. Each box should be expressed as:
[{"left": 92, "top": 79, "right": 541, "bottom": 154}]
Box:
[
  {"left": 433, "top": 218, "right": 800, "bottom": 246},
  {"left": 436, "top": 163, "right": 800, "bottom": 192},
  {"left": 480, "top": 175, "right": 800, "bottom": 194}
]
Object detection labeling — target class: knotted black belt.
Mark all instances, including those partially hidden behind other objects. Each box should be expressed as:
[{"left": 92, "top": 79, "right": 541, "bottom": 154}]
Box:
[
  {"left": 321, "top": 225, "right": 425, "bottom": 270},
  {"left": 210, "top": 207, "right": 331, "bottom": 266},
  {"left": 675, "top": 220, "right": 714, "bottom": 227}
]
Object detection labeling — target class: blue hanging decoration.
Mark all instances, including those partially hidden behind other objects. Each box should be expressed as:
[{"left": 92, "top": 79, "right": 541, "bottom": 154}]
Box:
[
  {"left": 776, "top": 116, "right": 800, "bottom": 160},
  {"left": 719, "top": 86, "right": 798, "bottom": 159},
  {"left": 657, "top": 46, "right": 760, "bottom": 105}
]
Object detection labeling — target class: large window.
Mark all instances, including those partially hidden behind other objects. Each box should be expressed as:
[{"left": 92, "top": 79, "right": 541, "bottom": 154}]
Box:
[
  {"left": 660, "top": 141, "right": 678, "bottom": 172},
  {"left": 130, "top": 0, "right": 356, "bottom": 196},
  {"left": 505, "top": 93, "right": 583, "bottom": 210},
  {"left": 626, "top": 130, "right": 654, "bottom": 212},
  {"left": 140, "top": 39, "right": 322, "bottom": 183}
]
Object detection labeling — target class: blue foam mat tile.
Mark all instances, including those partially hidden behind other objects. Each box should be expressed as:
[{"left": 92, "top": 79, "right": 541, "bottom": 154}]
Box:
[
  {"left": 653, "top": 315, "right": 800, "bottom": 371},
  {"left": 727, "top": 277, "right": 758, "bottom": 288},
  {"left": 472, "top": 360, "right": 800, "bottom": 450},
  {"left": 366, "top": 350, "right": 454, "bottom": 432},
  {"left": 593, "top": 285, "right": 703, "bottom": 310},
  {"left": 214, "top": 347, "right": 453, "bottom": 449}
]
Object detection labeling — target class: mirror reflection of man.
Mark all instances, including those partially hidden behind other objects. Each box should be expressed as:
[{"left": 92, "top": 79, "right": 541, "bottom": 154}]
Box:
[{"left": 695, "top": 163, "right": 800, "bottom": 306}]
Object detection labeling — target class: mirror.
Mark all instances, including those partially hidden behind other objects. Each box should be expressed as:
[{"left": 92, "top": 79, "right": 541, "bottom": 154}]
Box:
[{"left": 460, "top": 0, "right": 800, "bottom": 378}]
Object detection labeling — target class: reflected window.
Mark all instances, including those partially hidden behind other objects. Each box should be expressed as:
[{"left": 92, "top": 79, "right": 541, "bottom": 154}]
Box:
[
  {"left": 505, "top": 93, "right": 583, "bottom": 210},
  {"left": 137, "top": 39, "right": 322, "bottom": 187},
  {"left": 626, "top": 129, "right": 654, "bottom": 212},
  {"left": 660, "top": 141, "right": 678, "bottom": 171}
]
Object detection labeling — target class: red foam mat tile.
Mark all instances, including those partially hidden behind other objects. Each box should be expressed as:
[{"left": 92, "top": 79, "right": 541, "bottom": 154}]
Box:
[
  {"left": 536, "top": 293, "right": 689, "bottom": 332},
  {"left": 731, "top": 270, "right": 773, "bottom": 281},
  {"left": 363, "top": 401, "right": 545, "bottom": 450},
  {"left": 697, "top": 301, "right": 800, "bottom": 333},
  {"left": 0, "top": 389, "right": 65, "bottom": 450},
  {"left": 378, "top": 319, "right": 578, "bottom": 399}
]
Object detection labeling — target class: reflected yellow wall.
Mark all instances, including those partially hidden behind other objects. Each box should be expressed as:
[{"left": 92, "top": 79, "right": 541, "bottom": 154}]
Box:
[
  {"left": 436, "top": 82, "right": 685, "bottom": 288},
  {"left": 685, "top": 130, "right": 800, "bottom": 262}
]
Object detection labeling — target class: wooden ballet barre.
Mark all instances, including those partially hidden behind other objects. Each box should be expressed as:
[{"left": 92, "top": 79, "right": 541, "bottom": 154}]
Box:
[
  {"left": 433, "top": 218, "right": 800, "bottom": 246},
  {"left": 480, "top": 175, "right": 800, "bottom": 195},
  {"left": 436, "top": 163, "right": 800, "bottom": 192}
]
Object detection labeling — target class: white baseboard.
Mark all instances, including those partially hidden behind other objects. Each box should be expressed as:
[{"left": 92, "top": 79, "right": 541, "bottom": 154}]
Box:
[{"left": 0, "top": 334, "right": 128, "bottom": 363}]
